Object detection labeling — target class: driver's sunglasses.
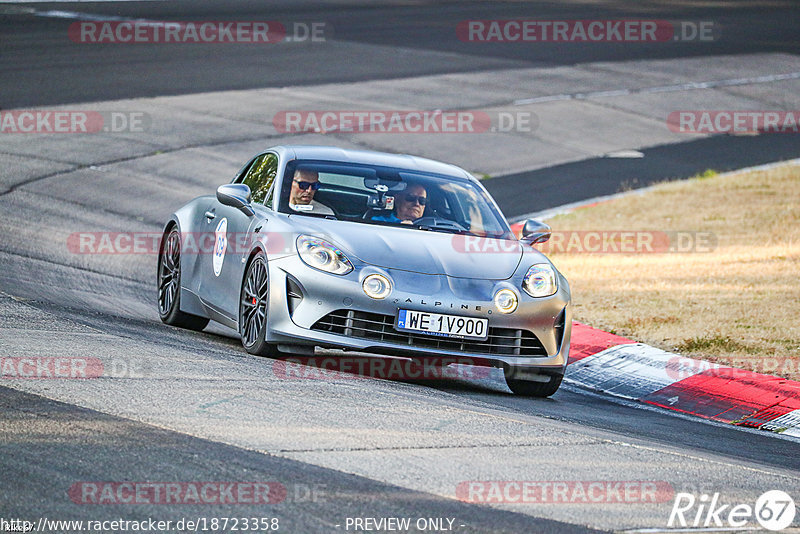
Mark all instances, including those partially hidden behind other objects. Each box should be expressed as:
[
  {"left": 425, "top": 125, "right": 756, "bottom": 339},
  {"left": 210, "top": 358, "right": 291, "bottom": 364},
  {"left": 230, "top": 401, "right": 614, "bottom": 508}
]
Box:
[
  {"left": 294, "top": 180, "right": 321, "bottom": 191},
  {"left": 403, "top": 194, "right": 427, "bottom": 206}
]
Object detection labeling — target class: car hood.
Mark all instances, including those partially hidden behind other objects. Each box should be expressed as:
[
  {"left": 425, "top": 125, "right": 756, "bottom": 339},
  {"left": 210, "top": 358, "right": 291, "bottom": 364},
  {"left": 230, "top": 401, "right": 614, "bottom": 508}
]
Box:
[{"left": 292, "top": 217, "right": 523, "bottom": 279}]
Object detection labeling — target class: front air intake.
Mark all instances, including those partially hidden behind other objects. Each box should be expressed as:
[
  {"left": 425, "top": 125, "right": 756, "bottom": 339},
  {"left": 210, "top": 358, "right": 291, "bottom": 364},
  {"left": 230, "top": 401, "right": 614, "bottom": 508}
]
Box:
[{"left": 312, "top": 310, "right": 547, "bottom": 357}]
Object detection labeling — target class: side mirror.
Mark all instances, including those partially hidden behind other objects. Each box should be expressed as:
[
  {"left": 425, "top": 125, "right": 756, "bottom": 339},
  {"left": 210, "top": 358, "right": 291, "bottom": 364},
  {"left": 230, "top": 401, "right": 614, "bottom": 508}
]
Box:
[
  {"left": 519, "top": 219, "right": 551, "bottom": 245},
  {"left": 217, "top": 184, "right": 255, "bottom": 216}
]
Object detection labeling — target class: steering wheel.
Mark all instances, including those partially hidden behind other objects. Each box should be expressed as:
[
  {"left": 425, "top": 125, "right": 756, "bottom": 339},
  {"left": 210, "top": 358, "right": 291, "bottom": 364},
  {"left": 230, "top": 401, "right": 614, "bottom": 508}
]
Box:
[{"left": 412, "top": 216, "right": 467, "bottom": 232}]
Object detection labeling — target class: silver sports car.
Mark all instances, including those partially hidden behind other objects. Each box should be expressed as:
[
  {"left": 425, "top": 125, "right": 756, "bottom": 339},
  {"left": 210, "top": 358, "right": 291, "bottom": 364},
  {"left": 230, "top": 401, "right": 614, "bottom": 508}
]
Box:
[{"left": 158, "top": 146, "right": 571, "bottom": 396}]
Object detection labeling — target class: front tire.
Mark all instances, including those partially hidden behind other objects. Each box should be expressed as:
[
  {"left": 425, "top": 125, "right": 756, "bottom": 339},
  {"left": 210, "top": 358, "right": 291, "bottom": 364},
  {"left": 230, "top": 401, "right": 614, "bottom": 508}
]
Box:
[
  {"left": 239, "top": 253, "right": 277, "bottom": 356},
  {"left": 505, "top": 371, "right": 563, "bottom": 398},
  {"left": 157, "top": 227, "right": 209, "bottom": 331}
]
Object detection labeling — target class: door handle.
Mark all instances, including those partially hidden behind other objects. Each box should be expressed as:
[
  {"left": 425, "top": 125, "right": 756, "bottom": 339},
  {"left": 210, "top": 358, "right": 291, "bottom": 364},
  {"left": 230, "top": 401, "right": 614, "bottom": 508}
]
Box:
[{"left": 205, "top": 210, "right": 216, "bottom": 221}]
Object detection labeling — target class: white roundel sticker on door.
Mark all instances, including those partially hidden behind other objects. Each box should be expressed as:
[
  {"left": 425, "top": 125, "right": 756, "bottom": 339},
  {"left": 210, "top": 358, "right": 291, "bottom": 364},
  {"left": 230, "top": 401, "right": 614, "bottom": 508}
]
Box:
[{"left": 213, "top": 217, "right": 228, "bottom": 277}]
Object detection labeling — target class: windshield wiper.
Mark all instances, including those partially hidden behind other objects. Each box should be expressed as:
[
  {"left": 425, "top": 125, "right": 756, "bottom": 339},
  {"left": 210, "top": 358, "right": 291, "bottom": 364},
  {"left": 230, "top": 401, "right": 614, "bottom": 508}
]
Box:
[{"left": 414, "top": 225, "right": 461, "bottom": 234}]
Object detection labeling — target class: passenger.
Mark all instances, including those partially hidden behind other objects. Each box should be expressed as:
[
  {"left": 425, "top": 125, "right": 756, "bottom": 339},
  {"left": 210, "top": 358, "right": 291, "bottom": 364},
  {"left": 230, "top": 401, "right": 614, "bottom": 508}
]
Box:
[{"left": 288, "top": 169, "right": 334, "bottom": 215}]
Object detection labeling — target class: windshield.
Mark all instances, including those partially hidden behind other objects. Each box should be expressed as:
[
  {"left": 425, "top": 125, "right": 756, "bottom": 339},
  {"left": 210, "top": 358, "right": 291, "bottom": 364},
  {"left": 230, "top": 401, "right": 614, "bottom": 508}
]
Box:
[{"left": 279, "top": 159, "right": 513, "bottom": 238}]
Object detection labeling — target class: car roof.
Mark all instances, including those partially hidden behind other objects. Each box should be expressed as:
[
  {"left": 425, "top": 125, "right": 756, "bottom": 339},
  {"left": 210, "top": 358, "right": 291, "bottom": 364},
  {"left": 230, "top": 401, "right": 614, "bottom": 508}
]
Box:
[{"left": 273, "top": 145, "right": 474, "bottom": 180}]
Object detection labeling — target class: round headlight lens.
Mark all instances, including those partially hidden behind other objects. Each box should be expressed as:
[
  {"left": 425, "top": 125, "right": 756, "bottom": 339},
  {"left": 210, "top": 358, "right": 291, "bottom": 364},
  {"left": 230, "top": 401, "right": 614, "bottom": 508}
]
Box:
[
  {"left": 522, "top": 263, "right": 557, "bottom": 297},
  {"left": 362, "top": 273, "right": 392, "bottom": 299},
  {"left": 296, "top": 235, "right": 353, "bottom": 275},
  {"left": 494, "top": 288, "right": 518, "bottom": 314}
]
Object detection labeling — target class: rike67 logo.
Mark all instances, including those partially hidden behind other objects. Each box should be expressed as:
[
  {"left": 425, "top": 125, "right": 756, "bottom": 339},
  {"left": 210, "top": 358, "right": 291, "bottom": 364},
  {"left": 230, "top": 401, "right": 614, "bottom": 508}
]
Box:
[{"left": 669, "top": 490, "right": 796, "bottom": 531}]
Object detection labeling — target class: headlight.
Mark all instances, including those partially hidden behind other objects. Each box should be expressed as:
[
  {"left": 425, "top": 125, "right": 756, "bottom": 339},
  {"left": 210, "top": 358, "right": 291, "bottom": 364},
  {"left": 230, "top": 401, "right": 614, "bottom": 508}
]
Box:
[
  {"left": 362, "top": 273, "right": 392, "bottom": 299},
  {"left": 296, "top": 235, "right": 353, "bottom": 275},
  {"left": 494, "top": 288, "right": 518, "bottom": 314},
  {"left": 522, "top": 263, "right": 557, "bottom": 297}
]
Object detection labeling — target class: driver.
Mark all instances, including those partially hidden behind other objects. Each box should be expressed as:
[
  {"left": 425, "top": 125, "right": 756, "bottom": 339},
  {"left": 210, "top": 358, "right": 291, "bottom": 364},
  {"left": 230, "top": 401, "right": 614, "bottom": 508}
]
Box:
[
  {"left": 372, "top": 182, "right": 426, "bottom": 224},
  {"left": 288, "top": 169, "right": 334, "bottom": 215}
]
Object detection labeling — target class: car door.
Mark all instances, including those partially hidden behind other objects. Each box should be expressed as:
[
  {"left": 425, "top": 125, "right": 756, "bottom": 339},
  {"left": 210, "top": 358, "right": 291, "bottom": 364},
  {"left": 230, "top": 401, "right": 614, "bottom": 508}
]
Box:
[{"left": 198, "top": 152, "right": 279, "bottom": 323}]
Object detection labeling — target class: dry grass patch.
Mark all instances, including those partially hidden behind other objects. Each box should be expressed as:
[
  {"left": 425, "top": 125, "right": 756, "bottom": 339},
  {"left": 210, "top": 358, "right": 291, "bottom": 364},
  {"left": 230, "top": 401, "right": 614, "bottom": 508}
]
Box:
[{"left": 545, "top": 163, "right": 800, "bottom": 380}]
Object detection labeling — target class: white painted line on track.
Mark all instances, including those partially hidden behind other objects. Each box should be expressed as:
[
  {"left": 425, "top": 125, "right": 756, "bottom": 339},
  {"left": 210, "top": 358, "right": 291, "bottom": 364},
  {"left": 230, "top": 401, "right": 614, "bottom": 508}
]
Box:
[
  {"left": 605, "top": 149, "right": 645, "bottom": 158},
  {"left": 33, "top": 9, "right": 157, "bottom": 22},
  {"left": 513, "top": 72, "right": 800, "bottom": 105},
  {"left": 1, "top": 0, "right": 161, "bottom": 3},
  {"left": 0, "top": 4, "right": 163, "bottom": 22}
]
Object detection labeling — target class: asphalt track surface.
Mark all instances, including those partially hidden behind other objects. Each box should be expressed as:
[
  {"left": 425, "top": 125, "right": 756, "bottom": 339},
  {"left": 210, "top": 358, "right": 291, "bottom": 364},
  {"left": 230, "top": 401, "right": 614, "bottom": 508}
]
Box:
[
  {"left": 1, "top": 1, "right": 800, "bottom": 533},
  {"left": 490, "top": 132, "right": 800, "bottom": 219},
  {"left": 2, "top": 0, "right": 799, "bottom": 108}
]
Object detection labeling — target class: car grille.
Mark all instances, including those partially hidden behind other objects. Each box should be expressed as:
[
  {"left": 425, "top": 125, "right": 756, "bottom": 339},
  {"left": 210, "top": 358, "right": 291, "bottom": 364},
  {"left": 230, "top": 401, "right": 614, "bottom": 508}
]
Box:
[{"left": 311, "top": 310, "right": 547, "bottom": 356}]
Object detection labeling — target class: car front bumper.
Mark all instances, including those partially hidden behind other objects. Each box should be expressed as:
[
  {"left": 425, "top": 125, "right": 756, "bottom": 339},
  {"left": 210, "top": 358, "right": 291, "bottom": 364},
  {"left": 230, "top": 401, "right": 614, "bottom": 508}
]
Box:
[{"left": 265, "top": 255, "right": 571, "bottom": 373}]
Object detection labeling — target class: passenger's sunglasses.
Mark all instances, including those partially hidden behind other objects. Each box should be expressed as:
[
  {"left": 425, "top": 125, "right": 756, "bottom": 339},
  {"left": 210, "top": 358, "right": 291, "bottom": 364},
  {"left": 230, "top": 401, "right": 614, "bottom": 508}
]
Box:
[
  {"left": 403, "top": 194, "right": 427, "bottom": 206},
  {"left": 294, "top": 180, "right": 321, "bottom": 191}
]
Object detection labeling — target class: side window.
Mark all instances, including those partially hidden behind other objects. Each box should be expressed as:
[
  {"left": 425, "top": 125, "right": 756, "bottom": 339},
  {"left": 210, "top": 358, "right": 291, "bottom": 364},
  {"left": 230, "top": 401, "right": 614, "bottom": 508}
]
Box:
[{"left": 242, "top": 153, "right": 278, "bottom": 207}]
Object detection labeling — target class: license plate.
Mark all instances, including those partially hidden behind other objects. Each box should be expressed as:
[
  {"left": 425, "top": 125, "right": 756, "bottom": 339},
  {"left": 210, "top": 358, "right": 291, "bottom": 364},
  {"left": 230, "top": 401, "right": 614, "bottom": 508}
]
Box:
[{"left": 396, "top": 309, "right": 488, "bottom": 340}]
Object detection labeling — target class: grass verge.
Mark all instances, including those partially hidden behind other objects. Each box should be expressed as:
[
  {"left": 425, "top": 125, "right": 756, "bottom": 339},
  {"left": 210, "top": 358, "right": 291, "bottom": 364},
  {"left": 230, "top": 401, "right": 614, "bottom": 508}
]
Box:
[{"left": 542, "top": 163, "right": 800, "bottom": 380}]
